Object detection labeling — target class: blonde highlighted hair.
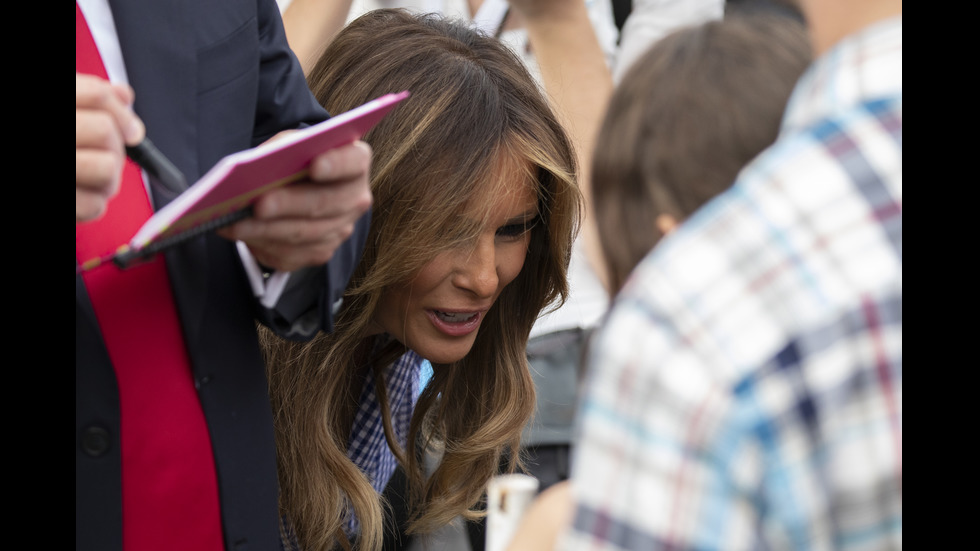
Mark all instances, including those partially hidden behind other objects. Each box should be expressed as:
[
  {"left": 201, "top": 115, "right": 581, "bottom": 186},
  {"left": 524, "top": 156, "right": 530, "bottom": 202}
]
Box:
[{"left": 261, "top": 9, "right": 581, "bottom": 551}]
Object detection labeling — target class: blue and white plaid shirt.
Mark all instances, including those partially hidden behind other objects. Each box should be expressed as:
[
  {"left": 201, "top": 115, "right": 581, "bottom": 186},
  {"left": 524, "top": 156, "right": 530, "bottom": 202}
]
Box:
[
  {"left": 561, "top": 16, "right": 902, "bottom": 551},
  {"left": 280, "top": 347, "right": 423, "bottom": 548},
  {"left": 345, "top": 346, "right": 423, "bottom": 536}
]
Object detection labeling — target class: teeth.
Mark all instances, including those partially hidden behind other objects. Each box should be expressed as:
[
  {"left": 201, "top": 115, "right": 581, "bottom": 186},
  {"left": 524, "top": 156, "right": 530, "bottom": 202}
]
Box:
[{"left": 436, "top": 311, "right": 476, "bottom": 323}]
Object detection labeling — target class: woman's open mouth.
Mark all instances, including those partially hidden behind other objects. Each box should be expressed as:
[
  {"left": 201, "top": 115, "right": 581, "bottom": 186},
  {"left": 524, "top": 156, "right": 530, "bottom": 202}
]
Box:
[{"left": 427, "top": 309, "right": 483, "bottom": 337}]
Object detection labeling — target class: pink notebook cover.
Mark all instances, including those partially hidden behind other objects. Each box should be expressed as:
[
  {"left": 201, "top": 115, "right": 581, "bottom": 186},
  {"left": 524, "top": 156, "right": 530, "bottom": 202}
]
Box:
[{"left": 129, "top": 91, "right": 410, "bottom": 251}]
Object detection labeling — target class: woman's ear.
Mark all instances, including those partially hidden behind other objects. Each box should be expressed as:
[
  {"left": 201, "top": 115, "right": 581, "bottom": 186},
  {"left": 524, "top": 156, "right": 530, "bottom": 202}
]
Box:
[{"left": 655, "top": 213, "right": 680, "bottom": 236}]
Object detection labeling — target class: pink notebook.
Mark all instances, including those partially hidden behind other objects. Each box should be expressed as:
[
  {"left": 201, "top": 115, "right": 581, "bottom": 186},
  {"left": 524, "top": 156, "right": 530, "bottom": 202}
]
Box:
[{"left": 85, "top": 91, "right": 409, "bottom": 272}]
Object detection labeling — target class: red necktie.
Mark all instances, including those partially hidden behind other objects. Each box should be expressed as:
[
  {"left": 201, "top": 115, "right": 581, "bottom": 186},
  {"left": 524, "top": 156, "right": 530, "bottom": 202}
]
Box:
[{"left": 75, "top": 4, "right": 223, "bottom": 550}]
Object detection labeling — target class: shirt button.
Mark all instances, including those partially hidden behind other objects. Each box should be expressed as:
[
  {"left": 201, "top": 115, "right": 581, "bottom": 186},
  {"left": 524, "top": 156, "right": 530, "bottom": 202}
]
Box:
[{"left": 81, "top": 426, "right": 111, "bottom": 457}]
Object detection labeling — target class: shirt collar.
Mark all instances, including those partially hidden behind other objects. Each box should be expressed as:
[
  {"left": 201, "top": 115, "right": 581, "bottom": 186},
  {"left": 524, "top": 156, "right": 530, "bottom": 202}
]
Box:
[{"left": 782, "top": 15, "right": 902, "bottom": 135}]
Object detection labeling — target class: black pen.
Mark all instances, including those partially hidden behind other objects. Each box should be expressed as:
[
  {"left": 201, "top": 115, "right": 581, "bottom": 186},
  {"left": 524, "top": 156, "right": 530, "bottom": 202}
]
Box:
[{"left": 126, "top": 137, "right": 187, "bottom": 195}]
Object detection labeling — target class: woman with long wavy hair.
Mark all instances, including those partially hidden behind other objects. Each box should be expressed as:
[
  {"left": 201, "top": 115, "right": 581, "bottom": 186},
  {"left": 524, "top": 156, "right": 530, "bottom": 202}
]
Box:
[{"left": 259, "top": 9, "right": 582, "bottom": 551}]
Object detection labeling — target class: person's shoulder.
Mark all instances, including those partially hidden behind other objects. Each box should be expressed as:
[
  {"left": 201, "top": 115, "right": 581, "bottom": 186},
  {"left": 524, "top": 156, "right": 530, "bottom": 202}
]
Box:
[
  {"left": 733, "top": 85, "right": 901, "bottom": 217},
  {"left": 605, "top": 110, "right": 900, "bottom": 375}
]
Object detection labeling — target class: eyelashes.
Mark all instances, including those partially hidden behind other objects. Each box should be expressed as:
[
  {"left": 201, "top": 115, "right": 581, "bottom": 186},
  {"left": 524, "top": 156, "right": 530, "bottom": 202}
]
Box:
[
  {"left": 438, "top": 215, "right": 541, "bottom": 246},
  {"left": 496, "top": 216, "right": 540, "bottom": 239}
]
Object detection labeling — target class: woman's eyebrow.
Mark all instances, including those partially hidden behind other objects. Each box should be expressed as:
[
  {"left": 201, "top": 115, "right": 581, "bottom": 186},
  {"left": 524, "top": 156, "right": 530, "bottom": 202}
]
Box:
[
  {"left": 453, "top": 204, "right": 539, "bottom": 228},
  {"left": 503, "top": 208, "right": 540, "bottom": 225}
]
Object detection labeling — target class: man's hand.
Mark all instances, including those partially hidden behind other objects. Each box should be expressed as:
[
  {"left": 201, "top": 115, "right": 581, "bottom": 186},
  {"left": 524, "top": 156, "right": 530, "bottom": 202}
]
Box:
[
  {"left": 76, "top": 73, "right": 146, "bottom": 222},
  {"left": 217, "top": 140, "right": 373, "bottom": 272}
]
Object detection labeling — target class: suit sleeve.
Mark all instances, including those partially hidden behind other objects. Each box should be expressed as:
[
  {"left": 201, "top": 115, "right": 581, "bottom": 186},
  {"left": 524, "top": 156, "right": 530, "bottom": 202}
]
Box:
[
  {"left": 252, "top": 0, "right": 329, "bottom": 143},
  {"left": 248, "top": 0, "right": 369, "bottom": 339}
]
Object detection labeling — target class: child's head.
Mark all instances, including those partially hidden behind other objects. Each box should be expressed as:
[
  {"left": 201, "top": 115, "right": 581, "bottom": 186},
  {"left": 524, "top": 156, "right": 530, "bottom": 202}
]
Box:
[{"left": 592, "top": 12, "right": 811, "bottom": 293}]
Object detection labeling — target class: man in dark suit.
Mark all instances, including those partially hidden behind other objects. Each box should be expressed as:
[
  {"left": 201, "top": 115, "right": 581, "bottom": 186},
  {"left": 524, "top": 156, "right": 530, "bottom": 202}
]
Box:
[{"left": 75, "top": 0, "right": 372, "bottom": 549}]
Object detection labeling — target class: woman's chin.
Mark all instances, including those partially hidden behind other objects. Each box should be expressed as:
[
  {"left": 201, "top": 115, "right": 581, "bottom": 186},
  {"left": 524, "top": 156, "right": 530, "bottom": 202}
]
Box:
[{"left": 415, "top": 338, "right": 477, "bottom": 365}]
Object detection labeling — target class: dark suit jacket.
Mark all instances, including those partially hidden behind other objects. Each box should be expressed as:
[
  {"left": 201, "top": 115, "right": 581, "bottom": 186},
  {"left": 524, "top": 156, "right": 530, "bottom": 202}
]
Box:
[{"left": 75, "top": 1, "right": 369, "bottom": 549}]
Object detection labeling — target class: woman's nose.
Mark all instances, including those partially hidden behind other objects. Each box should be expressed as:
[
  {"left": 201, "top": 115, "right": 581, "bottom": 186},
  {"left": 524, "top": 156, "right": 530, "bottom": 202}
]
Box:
[{"left": 452, "top": 235, "right": 499, "bottom": 299}]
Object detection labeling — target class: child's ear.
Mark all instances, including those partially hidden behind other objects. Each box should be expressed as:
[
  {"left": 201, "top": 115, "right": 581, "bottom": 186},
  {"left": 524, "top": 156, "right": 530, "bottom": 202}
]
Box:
[{"left": 656, "top": 213, "right": 680, "bottom": 236}]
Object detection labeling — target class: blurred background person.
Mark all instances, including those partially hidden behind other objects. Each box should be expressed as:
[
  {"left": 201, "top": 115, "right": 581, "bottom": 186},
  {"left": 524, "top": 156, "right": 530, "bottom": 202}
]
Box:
[
  {"left": 516, "top": 0, "right": 903, "bottom": 548},
  {"left": 592, "top": 10, "right": 811, "bottom": 294},
  {"left": 277, "top": 0, "right": 620, "bottom": 82},
  {"left": 612, "top": 0, "right": 723, "bottom": 83},
  {"left": 504, "top": 9, "right": 814, "bottom": 549}
]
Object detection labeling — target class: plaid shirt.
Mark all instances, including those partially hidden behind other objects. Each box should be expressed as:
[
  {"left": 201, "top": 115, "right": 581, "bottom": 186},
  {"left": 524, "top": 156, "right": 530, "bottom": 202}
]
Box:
[
  {"left": 561, "top": 16, "right": 902, "bottom": 551},
  {"left": 346, "top": 347, "right": 422, "bottom": 536},
  {"left": 279, "top": 347, "right": 422, "bottom": 548}
]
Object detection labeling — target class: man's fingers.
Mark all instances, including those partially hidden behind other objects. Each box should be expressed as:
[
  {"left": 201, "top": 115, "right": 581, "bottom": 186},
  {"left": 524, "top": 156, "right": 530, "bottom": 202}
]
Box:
[
  {"left": 76, "top": 74, "right": 147, "bottom": 223},
  {"left": 308, "top": 140, "right": 372, "bottom": 182},
  {"left": 75, "top": 73, "right": 145, "bottom": 145},
  {"left": 77, "top": 188, "right": 109, "bottom": 222},
  {"left": 213, "top": 139, "right": 373, "bottom": 272},
  {"left": 252, "top": 178, "right": 373, "bottom": 220},
  {"left": 77, "top": 107, "right": 126, "bottom": 154},
  {"left": 220, "top": 214, "right": 357, "bottom": 246},
  {"left": 76, "top": 106, "right": 126, "bottom": 200},
  {"left": 76, "top": 149, "right": 124, "bottom": 193}
]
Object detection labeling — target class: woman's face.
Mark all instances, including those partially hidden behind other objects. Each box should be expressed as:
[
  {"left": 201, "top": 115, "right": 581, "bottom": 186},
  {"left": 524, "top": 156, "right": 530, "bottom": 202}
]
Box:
[{"left": 371, "top": 157, "right": 539, "bottom": 364}]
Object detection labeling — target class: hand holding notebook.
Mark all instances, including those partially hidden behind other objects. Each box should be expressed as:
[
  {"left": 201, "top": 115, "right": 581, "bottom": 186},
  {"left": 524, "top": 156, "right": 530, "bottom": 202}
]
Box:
[{"left": 77, "top": 91, "right": 410, "bottom": 273}]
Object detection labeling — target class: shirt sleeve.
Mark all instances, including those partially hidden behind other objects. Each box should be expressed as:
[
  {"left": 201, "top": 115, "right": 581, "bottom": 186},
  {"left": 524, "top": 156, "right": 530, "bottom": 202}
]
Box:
[{"left": 239, "top": 0, "right": 352, "bottom": 340}]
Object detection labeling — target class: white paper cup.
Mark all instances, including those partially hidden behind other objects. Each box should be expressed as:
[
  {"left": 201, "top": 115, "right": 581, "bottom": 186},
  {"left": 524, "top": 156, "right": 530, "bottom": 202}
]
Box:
[{"left": 485, "top": 474, "right": 540, "bottom": 551}]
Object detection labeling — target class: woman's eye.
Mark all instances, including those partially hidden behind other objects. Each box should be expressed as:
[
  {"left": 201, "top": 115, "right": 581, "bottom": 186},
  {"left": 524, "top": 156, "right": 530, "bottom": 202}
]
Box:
[{"left": 497, "top": 217, "right": 539, "bottom": 239}]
